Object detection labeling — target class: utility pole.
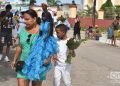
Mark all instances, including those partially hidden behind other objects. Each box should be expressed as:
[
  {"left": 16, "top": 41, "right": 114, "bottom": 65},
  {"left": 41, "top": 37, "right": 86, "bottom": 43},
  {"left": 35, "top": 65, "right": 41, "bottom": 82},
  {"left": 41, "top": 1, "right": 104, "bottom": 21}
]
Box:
[
  {"left": 93, "top": 0, "right": 96, "bottom": 27},
  {"left": 81, "top": 0, "right": 84, "bottom": 10}
]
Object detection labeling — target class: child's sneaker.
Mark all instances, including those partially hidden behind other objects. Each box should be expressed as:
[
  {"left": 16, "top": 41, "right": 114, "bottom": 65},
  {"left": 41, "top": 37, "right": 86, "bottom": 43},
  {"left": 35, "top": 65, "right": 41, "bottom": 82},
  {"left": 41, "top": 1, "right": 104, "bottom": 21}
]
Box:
[
  {"left": 0, "top": 54, "right": 3, "bottom": 61},
  {"left": 4, "top": 56, "right": 10, "bottom": 62}
]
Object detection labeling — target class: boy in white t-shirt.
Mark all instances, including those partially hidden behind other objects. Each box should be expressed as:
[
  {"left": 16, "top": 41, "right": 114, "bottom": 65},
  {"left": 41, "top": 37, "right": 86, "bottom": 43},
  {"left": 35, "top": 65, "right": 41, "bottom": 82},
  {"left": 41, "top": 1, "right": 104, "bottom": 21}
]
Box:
[{"left": 53, "top": 24, "right": 72, "bottom": 86}]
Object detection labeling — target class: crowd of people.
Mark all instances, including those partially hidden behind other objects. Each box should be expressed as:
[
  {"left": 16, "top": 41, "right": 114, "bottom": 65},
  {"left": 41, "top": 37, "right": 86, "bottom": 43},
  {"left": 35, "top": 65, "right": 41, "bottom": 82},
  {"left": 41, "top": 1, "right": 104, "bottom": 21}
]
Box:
[
  {"left": 0, "top": 3, "right": 76, "bottom": 86},
  {"left": 85, "top": 15, "right": 120, "bottom": 47}
]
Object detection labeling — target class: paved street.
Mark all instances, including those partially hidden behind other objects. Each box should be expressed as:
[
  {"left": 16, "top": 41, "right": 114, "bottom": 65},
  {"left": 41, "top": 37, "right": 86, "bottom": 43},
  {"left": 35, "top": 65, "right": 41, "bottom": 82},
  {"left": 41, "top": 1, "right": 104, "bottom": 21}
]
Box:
[{"left": 0, "top": 30, "right": 120, "bottom": 86}]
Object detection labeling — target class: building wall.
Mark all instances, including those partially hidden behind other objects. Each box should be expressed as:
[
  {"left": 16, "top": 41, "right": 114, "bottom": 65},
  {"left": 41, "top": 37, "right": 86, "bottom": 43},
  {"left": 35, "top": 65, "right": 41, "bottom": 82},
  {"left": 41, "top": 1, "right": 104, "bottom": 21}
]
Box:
[
  {"left": 96, "top": 0, "right": 104, "bottom": 10},
  {"left": 113, "top": 0, "right": 120, "bottom": 5},
  {"left": 87, "top": 0, "right": 93, "bottom": 7},
  {"left": 84, "top": 0, "right": 120, "bottom": 11}
]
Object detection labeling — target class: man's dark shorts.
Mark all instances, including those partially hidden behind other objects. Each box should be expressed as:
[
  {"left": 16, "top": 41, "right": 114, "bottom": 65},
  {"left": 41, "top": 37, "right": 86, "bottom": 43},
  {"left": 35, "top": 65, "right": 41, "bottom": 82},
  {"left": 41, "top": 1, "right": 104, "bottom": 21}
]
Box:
[{"left": 0, "top": 28, "right": 12, "bottom": 46}]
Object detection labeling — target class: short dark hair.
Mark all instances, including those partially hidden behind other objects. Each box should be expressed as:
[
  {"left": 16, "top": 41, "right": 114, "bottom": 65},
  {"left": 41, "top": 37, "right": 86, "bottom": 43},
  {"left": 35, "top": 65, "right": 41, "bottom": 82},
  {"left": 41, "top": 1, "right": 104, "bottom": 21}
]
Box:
[
  {"left": 55, "top": 24, "right": 68, "bottom": 33},
  {"left": 6, "top": 4, "right": 12, "bottom": 10},
  {"left": 24, "top": 9, "right": 38, "bottom": 19},
  {"left": 21, "top": 11, "right": 25, "bottom": 15}
]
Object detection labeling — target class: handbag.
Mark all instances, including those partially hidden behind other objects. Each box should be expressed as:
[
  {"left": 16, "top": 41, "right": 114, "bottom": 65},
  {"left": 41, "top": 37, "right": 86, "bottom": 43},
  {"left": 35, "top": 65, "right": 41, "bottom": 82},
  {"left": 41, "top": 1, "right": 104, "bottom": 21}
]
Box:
[{"left": 15, "top": 61, "right": 25, "bottom": 72}]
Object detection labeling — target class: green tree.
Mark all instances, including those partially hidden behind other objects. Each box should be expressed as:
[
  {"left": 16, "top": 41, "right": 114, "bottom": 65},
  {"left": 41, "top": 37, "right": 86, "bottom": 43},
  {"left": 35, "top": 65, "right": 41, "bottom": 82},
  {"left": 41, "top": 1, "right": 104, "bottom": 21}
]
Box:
[
  {"left": 100, "top": 0, "right": 115, "bottom": 19},
  {"left": 47, "top": 0, "right": 55, "bottom": 5},
  {"left": 20, "top": 0, "right": 36, "bottom": 6},
  {"left": 100, "top": 0, "right": 113, "bottom": 10},
  {"left": 47, "top": 0, "right": 61, "bottom": 6},
  {"left": 29, "top": 0, "right": 36, "bottom": 6},
  {"left": 115, "top": 5, "right": 120, "bottom": 16},
  {"left": 20, "top": 0, "right": 27, "bottom": 4},
  {"left": 78, "top": 5, "right": 98, "bottom": 18},
  {"left": 85, "top": 5, "right": 93, "bottom": 17}
]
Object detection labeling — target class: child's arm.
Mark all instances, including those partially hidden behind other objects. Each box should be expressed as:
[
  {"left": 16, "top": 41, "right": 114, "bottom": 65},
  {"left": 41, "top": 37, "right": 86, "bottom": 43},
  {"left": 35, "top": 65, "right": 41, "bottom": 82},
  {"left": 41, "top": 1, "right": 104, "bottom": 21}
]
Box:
[
  {"left": 43, "top": 54, "right": 58, "bottom": 65},
  {"left": 52, "top": 54, "right": 58, "bottom": 62}
]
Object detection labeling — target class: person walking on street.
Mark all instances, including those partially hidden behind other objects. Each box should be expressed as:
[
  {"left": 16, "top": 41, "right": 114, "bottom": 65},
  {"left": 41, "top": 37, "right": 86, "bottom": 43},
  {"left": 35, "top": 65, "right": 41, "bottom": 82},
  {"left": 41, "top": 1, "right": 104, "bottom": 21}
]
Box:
[
  {"left": 11, "top": 9, "right": 42, "bottom": 86},
  {"left": 111, "top": 16, "right": 119, "bottom": 46},
  {"left": 0, "top": 4, "right": 14, "bottom": 62},
  {"left": 73, "top": 15, "right": 81, "bottom": 40},
  {"left": 53, "top": 24, "right": 72, "bottom": 86}
]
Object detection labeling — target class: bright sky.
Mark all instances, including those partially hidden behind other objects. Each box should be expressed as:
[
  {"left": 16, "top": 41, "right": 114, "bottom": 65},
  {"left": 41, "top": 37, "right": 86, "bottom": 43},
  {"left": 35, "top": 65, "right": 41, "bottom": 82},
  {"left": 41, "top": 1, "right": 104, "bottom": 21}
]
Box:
[
  {"left": 10, "top": 0, "right": 81, "bottom": 5},
  {"left": 7, "top": 0, "right": 47, "bottom": 5}
]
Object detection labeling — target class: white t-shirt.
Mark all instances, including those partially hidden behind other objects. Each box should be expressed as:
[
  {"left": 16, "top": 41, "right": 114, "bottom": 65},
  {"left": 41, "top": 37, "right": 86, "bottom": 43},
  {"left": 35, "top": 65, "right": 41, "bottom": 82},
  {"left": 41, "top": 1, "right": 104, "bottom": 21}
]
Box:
[
  {"left": 53, "top": 16, "right": 58, "bottom": 23},
  {"left": 18, "top": 18, "right": 26, "bottom": 34},
  {"left": 56, "top": 38, "right": 69, "bottom": 66}
]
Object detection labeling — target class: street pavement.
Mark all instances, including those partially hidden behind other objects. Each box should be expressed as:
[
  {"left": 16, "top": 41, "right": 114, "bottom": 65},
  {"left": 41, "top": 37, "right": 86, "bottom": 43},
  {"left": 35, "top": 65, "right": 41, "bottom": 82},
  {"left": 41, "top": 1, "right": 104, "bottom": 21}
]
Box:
[{"left": 0, "top": 30, "right": 120, "bottom": 86}]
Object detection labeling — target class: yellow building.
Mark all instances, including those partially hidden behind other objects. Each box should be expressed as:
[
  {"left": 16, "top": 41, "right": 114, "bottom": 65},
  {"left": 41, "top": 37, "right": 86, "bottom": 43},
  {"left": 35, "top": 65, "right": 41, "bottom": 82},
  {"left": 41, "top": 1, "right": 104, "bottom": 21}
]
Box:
[
  {"left": 85, "top": 0, "right": 120, "bottom": 11},
  {"left": 113, "top": 0, "right": 120, "bottom": 5}
]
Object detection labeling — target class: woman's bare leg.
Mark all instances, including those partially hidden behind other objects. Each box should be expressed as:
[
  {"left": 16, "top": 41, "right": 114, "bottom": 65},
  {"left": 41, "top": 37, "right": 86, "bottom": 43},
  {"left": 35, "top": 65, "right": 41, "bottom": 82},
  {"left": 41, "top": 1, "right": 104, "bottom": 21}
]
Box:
[
  {"left": 32, "top": 80, "right": 43, "bottom": 86},
  {"left": 25, "top": 80, "right": 30, "bottom": 86},
  {"left": 17, "top": 78, "right": 25, "bottom": 86},
  {"left": 111, "top": 36, "right": 114, "bottom": 46},
  {"left": 113, "top": 36, "right": 117, "bottom": 46},
  {"left": 17, "top": 78, "right": 30, "bottom": 86}
]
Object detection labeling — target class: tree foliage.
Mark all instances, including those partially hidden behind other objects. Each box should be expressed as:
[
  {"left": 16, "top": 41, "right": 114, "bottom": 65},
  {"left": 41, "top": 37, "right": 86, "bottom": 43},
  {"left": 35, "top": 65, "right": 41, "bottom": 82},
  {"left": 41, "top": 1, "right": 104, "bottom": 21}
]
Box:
[
  {"left": 20, "top": 0, "right": 28, "bottom": 3},
  {"left": 84, "top": 5, "right": 98, "bottom": 17},
  {"left": 100, "top": 0, "right": 113, "bottom": 10},
  {"left": 115, "top": 5, "right": 120, "bottom": 16},
  {"left": 29, "top": 0, "right": 36, "bottom": 6},
  {"left": 20, "top": 0, "right": 36, "bottom": 6},
  {"left": 100, "top": 0, "right": 115, "bottom": 19},
  {"left": 47, "top": 0, "right": 61, "bottom": 6}
]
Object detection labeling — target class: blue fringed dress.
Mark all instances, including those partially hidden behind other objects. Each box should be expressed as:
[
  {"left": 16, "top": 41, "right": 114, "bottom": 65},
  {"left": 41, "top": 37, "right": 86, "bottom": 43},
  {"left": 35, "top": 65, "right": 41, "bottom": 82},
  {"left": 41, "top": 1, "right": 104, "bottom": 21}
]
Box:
[{"left": 22, "top": 21, "right": 58, "bottom": 80}]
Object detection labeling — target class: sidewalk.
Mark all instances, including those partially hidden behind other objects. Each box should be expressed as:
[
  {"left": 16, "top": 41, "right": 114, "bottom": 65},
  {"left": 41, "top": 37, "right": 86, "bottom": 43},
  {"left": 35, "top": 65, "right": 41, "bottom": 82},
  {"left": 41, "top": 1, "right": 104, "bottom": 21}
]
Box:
[{"left": 99, "top": 33, "right": 120, "bottom": 46}]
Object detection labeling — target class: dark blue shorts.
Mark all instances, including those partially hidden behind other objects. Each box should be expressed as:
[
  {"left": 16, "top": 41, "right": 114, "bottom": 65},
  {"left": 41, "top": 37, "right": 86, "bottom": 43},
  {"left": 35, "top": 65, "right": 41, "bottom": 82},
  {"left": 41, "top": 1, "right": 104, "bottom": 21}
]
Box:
[{"left": 0, "top": 28, "right": 12, "bottom": 45}]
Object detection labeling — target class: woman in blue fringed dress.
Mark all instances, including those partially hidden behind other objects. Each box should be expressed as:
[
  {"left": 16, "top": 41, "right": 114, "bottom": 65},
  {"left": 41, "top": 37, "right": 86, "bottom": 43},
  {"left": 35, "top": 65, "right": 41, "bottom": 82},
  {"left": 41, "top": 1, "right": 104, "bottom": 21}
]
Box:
[{"left": 22, "top": 11, "right": 59, "bottom": 81}]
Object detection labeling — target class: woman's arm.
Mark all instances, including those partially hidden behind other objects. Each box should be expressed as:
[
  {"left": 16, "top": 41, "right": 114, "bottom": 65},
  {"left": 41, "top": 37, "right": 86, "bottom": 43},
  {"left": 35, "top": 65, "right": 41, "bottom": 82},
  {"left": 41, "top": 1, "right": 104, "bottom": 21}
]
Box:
[
  {"left": 11, "top": 45, "right": 22, "bottom": 69},
  {"left": 13, "top": 46, "right": 22, "bottom": 62},
  {"left": 11, "top": 44, "right": 22, "bottom": 69}
]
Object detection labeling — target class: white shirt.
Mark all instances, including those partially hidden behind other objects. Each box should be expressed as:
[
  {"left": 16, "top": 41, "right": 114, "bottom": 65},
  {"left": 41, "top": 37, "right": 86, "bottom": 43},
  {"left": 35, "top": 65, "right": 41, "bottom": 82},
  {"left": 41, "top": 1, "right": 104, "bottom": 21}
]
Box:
[
  {"left": 56, "top": 38, "right": 69, "bottom": 66},
  {"left": 53, "top": 16, "right": 58, "bottom": 23},
  {"left": 18, "top": 17, "right": 26, "bottom": 34}
]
